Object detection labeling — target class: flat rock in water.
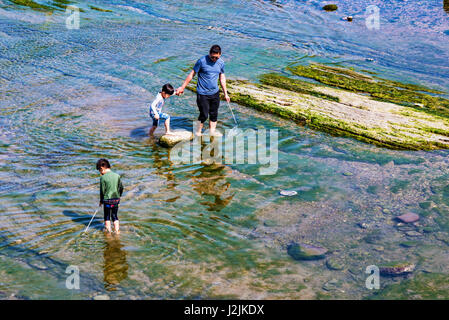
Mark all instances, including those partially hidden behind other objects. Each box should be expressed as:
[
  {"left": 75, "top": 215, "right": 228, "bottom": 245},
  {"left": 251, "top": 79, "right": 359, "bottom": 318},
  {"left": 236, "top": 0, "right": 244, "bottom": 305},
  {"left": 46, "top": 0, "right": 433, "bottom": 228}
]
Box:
[
  {"left": 396, "top": 212, "right": 420, "bottom": 223},
  {"left": 159, "top": 130, "right": 194, "bottom": 148},
  {"left": 287, "top": 242, "right": 327, "bottom": 261},
  {"left": 280, "top": 190, "right": 297, "bottom": 196},
  {"left": 380, "top": 262, "right": 415, "bottom": 276}
]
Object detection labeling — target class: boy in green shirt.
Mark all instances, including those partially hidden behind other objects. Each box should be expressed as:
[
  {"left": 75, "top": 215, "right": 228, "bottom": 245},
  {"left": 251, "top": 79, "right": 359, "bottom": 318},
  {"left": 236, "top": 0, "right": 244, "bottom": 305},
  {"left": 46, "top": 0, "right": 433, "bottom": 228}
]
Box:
[{"left": 96, "top": 159, "right": 124, "bottom": 233}]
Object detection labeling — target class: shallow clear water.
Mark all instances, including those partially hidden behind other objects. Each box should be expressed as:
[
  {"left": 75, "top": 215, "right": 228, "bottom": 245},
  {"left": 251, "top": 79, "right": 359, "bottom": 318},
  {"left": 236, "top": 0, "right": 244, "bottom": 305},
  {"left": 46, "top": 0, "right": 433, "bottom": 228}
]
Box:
[{"left": 1, "top": 0, "right": 449, "bottom": 299}]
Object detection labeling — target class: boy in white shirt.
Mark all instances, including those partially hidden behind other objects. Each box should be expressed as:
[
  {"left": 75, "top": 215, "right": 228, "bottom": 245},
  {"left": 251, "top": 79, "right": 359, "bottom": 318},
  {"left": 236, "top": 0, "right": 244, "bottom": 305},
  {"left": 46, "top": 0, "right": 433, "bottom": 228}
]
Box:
[{"left": 149, "top": 83, "right": 174, "bottom": 136}]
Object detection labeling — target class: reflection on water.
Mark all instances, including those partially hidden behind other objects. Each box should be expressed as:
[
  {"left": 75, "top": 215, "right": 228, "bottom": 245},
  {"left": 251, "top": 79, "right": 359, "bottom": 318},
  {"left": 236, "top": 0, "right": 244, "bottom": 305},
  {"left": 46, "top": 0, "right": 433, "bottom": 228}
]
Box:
[
  {"left": 190, "top": 165, "right": 235, "bottom": 212},
  {"left": 103, "top": 233, "right": 128, "bottom": 291}
]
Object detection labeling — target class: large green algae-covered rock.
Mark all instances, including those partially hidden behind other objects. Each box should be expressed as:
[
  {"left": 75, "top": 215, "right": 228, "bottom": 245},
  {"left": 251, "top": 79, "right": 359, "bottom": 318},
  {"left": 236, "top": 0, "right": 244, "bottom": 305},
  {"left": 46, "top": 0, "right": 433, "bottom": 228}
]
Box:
[{"left": 226, "top": 64, "right": 449, "bottom": 150}]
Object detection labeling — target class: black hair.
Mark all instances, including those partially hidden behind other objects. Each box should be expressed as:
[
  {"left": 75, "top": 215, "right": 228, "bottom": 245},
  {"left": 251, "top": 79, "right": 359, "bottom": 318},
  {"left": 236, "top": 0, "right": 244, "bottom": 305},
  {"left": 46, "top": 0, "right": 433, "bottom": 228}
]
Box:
[
  {"left": 162, "top": 83, "right": 174, "bottom": 95},
  {"left": 96, "top": 158, "right": 111, "bottom": 170},
  {"left": 209, "top": 45, "right": 221, "bottom": 55}
]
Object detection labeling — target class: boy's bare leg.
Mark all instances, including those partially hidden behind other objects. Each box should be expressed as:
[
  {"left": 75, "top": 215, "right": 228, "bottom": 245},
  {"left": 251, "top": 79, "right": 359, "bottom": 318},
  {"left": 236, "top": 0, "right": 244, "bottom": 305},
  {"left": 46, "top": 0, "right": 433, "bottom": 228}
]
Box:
[
  {"left": 165, "top": 118, "right": 173, "bottom": 135},
  {"left": 195, "top": 121, "right": 203, "bottom": 136},
  {"left": 113, "top": 220, "right": 120, "bottom": 234},
  {"left": 104, "top": 221, "right": 112, "bottom": 233},
  {"left": 149, "top": 126, "right": 157, "bottom": 136}
]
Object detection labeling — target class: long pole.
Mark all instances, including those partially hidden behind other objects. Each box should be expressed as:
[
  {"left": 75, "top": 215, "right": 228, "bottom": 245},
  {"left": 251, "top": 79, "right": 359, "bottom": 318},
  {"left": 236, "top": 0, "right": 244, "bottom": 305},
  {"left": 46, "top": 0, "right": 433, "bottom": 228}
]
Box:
[
  {"left": 84, "top": 208, "right": 99, "bottom": 233},
  {"left": 227, "top": 101, "right": 238, "bottom": 125}
]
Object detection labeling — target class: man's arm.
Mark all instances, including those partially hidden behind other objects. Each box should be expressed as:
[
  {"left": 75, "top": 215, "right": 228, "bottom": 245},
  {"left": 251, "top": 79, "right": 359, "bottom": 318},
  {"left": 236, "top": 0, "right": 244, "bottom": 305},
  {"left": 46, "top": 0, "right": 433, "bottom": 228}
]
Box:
[
  {"left": 219, "top": 73, "right": 230, "bottom": 103},
  {"left": 99, "top": 178, "right": 104, "bottom": 206},
  {"left": 176, "top": 70, "right": 196, "bottom": 96},
  {"left": 118, "top": 177, "right": 124, "bottom": 197}
]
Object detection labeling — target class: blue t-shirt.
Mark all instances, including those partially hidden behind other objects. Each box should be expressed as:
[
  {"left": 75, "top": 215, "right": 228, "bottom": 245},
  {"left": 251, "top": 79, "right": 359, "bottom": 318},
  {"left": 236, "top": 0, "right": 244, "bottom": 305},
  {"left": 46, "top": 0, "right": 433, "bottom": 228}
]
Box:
[{"left": 193, "top": 55, "right": 225, "bottom": 95}]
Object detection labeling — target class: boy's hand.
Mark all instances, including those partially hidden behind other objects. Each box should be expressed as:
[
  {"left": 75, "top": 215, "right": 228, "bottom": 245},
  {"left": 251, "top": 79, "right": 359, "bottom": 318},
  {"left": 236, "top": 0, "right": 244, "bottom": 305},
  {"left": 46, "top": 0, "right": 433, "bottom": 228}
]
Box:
[
  {"left": 225, "top": 94, "right": 230, "bottom": 103},
  {"left": 176, "top": 87, "right": 184, "bottom": 96}
]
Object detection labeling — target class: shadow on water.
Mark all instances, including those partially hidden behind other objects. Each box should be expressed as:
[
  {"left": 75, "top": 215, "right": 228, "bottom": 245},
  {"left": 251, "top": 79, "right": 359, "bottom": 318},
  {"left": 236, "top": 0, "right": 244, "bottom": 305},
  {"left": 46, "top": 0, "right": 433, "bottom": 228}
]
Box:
[
  {"left": 130, "top": 116, "right": 193, "bottom": 139},
  {"left": 103, "top": 233, "right": 129, "bottom": 291},
  {"left": 0, "top": 235, "right": 103, "bottom": 298},
  {"left": 63, "top": 210, "right": 104, "bottom": 231}
]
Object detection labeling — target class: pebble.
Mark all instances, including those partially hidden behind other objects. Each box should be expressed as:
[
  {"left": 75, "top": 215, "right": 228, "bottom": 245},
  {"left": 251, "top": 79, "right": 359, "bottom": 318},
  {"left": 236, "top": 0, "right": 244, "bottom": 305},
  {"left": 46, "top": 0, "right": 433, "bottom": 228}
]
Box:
[
  {"left": 358, "top": 222, "right": 369, "bottom": 229},
  {"left": 322, "top": 279, "right": 343, "bottom": 292},
  {"left": 287, "top": 242, "right": 327, "bottom": 261},
  {"left": 342, "top": 16, "right": 353, "bottom": 22},
  {"left": 280, "top": 190, "right": 297, "bottom": 196},
  {"left": 396, "top": 212, "right": 420, "bottom": 223},
  {"left": 342, "top": 172, "right": 353, "bottom": 176},
  {"left": 380, "top": 263, "right": 415, "bottom": 276},
  {"left": 93, "top": 294, "right": 110, "bottom": 300},
  {"left": 326, "top": 258, "right": 345, "bottom": 271},
  {"left": 405, "top": 231, "right": 422, "bottom": 237}
]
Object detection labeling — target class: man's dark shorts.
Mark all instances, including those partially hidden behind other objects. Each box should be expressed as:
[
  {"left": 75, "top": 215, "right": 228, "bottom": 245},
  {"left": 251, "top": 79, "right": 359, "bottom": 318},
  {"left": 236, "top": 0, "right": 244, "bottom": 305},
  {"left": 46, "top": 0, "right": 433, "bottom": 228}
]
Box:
[{"left": 196, "top": 92, "right": 220, "bottom": 123}]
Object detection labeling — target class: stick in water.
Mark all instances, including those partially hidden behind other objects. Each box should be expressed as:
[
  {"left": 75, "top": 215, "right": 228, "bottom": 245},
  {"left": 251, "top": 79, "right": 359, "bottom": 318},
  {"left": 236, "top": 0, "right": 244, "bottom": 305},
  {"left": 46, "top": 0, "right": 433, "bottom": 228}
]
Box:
[
  {"left": 227, "top": 101, "right": 238, "bottom": 125},
  {"left": 84, "top": 208, "right": 99, "bottom": 233}
]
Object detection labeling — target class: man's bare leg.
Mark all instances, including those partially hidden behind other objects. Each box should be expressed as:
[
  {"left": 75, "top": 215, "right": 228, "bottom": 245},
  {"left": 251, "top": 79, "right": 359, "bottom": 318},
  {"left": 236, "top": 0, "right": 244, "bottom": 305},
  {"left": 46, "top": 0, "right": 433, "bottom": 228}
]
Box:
[
  {"left": 209, "top": 121, "right": 222, "bottom": 136},
  {"left": 195, "top": 121, "right": 203, "bottom": 136}
]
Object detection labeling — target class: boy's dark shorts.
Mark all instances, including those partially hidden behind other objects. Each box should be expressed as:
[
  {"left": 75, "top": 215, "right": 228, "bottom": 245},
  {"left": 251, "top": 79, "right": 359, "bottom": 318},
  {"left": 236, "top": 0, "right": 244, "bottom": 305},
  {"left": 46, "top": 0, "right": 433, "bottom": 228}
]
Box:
[
  {"left": 197, "top": 92, "right": 220, "bottom": 123},
  {"left": 103, "top": 198, "right": 120, "bottom": 222}
]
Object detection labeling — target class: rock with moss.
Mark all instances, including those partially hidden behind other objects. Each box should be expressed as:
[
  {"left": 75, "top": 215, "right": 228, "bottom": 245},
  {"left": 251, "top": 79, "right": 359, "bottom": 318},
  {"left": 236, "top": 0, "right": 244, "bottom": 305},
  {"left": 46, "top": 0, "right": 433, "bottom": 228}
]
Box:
[
  {"left": 323, "top": 4, "right": 338, "bottom": 11},
  {"left": 287, "top": 242, "right": 327, "bottom": 261},
  {"left": 379, "top": 262, "right": 415, "bottom": 276},
  {"left": 226, "top": 64, "right": 449, "bottom": 150},
  {"left": 158, "top": 130, "right": 193, "bottom": 148}
]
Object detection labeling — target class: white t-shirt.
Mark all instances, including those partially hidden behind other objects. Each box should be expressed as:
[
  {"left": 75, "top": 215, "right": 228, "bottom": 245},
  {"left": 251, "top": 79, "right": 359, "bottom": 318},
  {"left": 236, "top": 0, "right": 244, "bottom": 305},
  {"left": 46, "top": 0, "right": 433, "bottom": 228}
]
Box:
[{"left": 150, "top": 93, "right": 164, "bottom": 117}]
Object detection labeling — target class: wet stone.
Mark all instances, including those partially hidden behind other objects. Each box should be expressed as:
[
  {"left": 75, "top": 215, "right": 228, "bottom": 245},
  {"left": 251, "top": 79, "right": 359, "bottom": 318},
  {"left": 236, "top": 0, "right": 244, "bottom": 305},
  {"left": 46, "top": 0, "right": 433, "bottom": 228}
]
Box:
[
  {"left": 287, "top": 243, "right": 327, "bottom": 261},
  {"left": 93, "top": 294, "right": 110, "bottom": 300},
  {"left": 405, "top": 231, "right": 422, "bottom": 237},
  {"left": 280, "top": 190, "right": 297, "bottom": 196},
  {"left": 159, "top": 130, "right": 194, "bottom": 148},
  {"left": 396, "top": 213, "right": 420, "bottom": 223},
  {"left": 380, "top": 262, "right": 415, "bottom": 276},
  {"left": 322, "top": 279, "right": 343, "bottom": 292},
  {"left": 326, "top": 258, "right": 345, "bottom": 271}
]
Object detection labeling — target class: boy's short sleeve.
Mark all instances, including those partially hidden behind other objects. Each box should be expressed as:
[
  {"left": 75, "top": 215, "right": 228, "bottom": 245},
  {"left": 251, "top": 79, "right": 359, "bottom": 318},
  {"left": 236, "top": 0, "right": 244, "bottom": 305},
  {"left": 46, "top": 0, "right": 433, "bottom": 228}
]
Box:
[
  {"left": 193, "top": 59, "right": 202, "bottom": 73},
  {"left": 220, "top": 61, "right": 225, "bottom": 74}
]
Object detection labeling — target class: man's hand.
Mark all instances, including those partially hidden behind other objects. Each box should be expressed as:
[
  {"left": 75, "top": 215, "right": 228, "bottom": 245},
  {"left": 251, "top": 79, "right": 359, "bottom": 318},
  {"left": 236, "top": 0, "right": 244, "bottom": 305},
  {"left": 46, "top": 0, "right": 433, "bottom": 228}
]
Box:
[{"left": 224, "top": 93, "right": 230, "bottom": 103}]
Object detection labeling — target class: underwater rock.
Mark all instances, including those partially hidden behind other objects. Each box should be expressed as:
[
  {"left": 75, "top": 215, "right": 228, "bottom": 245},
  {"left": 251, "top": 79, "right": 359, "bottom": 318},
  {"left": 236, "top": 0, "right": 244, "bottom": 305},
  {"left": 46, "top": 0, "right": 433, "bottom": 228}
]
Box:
[
  {"left": 158, "top": 130, "right": 194, "bottom": 148},
  {"left": 444, "top": 0, "right": 449, "bottom": 14},
  {"left": 322, "top": 279, "right": 342, "bottom": 291},
  {"left": 287, "top": 242, "right": 327, "bottom": 261},
  {"left": 358, "top": 222, "right": 369, "bottom": 229},
  {"left": 93, "top": 294, "right": 110, "bottom": 300},
  {"left": 227, "top": 64, "right": 449, "bottom": 150},
  {"left": 323, "top": 4, "right": 338, "bottom": 11},
  {"left": 326, "top": 258, "right": 345, "bottom": 270},
  {"left": 405, "top": 231, "right": 422, "bottom": 237},
  {"left": 280, "top": 190, "right": 297, "bottom": 196},
  {"left": 396, "top": 213, "right": 420, "bottom": 223},
  {"left": 380, "top": 262, "right": 415, "bottom": 276}
]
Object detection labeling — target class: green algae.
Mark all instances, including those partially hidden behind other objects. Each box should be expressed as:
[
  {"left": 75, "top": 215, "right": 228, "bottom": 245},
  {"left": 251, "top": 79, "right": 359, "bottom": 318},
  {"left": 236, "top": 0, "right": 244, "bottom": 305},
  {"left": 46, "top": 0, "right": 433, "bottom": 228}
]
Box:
[
  {"left": 11, "top": 0, "right": 53, "bottom": 11},
  {"left": 368, "top": 273, "right": 449, "bottom": 299},
  {"left": 260, "top": 73, "right": 340, "bottom": 102},
  {"left": 287, "top": 63, "right": 449, "bottom": 118},
  {"left": 89, "top": 5, "right": 112, "bottom": 13},
  {"left": 322, "top": 4, "right": 338, "bottom": 11}
]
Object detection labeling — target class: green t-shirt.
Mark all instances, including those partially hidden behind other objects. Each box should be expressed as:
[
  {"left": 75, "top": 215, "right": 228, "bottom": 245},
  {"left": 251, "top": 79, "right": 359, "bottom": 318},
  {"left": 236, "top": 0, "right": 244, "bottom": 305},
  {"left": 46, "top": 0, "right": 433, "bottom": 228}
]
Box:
[{"left": 100, "top": 170, "right": 124, "bottom": 202}]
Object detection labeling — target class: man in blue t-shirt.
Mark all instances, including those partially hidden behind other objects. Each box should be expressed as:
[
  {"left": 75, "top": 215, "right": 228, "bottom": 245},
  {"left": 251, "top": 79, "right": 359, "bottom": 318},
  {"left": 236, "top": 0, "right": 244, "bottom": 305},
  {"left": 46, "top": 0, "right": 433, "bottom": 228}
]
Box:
[{"left": 176, "top": 45, "right": 230, "bottom": 136}]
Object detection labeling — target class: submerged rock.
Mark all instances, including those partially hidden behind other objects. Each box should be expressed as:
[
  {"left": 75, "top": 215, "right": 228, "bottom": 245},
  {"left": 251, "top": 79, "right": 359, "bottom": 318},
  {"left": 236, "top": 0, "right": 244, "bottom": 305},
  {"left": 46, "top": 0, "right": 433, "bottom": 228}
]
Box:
[
  {"left": 280, "top": 190, "right": 297, "bottom": 196},
  {"left": 326, "top": 258, "right": 345, "bottom": 270},
  {"left": 323, "top": 4, "right": 338, "bottom": 11},
  {"left": 396, "top": 212, "right": 420, "bottom": 223},
  {"left": 158, "top": 130, "right": 194, "bottom": 148},
  {"left": 93, "top": 294, "right": 110, "bottom": 300},
  {"left": 380, "top": 262, "right": 415, "bottom": 276},
  {"left": 287, "top": 242, "right": 327, "bottom": 261}
]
